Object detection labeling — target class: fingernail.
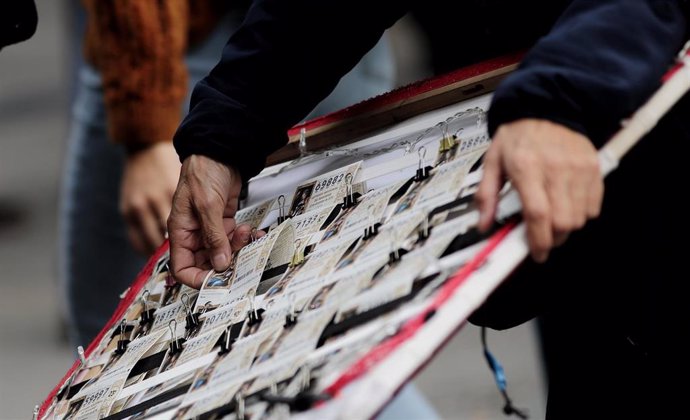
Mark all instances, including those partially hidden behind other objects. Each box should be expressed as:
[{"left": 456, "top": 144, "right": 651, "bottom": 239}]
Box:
[{"left": 212, "top": 253, "right": 229, "bottom": 270}]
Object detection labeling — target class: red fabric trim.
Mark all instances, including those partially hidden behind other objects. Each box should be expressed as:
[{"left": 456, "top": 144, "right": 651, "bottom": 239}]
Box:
[
  {"left": 323, "top": 222, "right": 517, "bottom": 397},
  {"left": 663, "top": 62, "right": 684, "bottom": 82},
  {"left": 663, "top": 50, "right": 689, "bottom": 82},
  {"left": 287, "top": 52, "right": 524, "bottom": 137},
  {"left": 39, "top": 242, "right": 170, "bottom": 418}
]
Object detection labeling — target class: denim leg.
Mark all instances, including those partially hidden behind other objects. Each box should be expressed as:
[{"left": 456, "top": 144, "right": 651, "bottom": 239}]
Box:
[{"left": 58, "top": 66, "right": 146, "bottom": 348}]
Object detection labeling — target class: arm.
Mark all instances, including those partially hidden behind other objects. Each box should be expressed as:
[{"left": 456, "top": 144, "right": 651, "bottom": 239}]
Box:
[
  {"left": 83, "top": 0, "right": 188, "bottom": 150},
  {"left": 477, "top": 0, "right": 688, "bottom": 261},
  {"left": 82, "top": 0, "right": 189, "bottom": 254},
  {"left": 169, "top": 0, "right": 410, "bottom": 287},
  {"left": 173, "top": 0, "right": 411, "bottom": 182}
]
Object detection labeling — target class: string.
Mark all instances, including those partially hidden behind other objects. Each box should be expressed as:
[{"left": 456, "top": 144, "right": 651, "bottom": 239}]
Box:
[{"left": 481, "top": 327, "right": 528, "bottom": 419}]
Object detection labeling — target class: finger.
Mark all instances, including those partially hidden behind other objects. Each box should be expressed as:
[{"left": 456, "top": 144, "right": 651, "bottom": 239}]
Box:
[
  {"left": 194, "top": 248, "right": 213, "bottom": 271},
  {"left": 546, "top": 169, "right": 574, "bottom": 240},
  {"left": 230, "top": 223, "right": 253, "bottom": 251},
  {"left": 155, "top": 195, "right": 173, "bottom": 239},
  {"left": 554, "top": 231, "right": 569, "bottom": 247},
  {"left": 140, "top": 202, "right": 165, "bottom": 253},
  {"left": 122, "top": 199, "right": 153, "bottom": 254},
  {"left": 126, "top": 223, "right": 149, "bottom": 255},
  {"left": 511, "top": 171, "right": 552, "bottom": 263},
  {"left": 475, "top": 145, "right": 503, "bottom": 231},
  {"left": 569, "top": 170, "right": 588, "bottom": 231},
  {"left": 169, "top": 225, "right": 205, "bottom": 287},
  {"left": 195, "top": 197, "right": 233, "bottom": 272},
  {"left": 175, "top": 265, "right": 210, "bottom": 289},
  {"left": 168, "top": 184, "right": 206, "bottom": 287},
  {"left": 587, "top": 173, "right": 604, "bottom": 219},
  {"left": 169, "top": 226, "right": 208, "bottom": 288}
]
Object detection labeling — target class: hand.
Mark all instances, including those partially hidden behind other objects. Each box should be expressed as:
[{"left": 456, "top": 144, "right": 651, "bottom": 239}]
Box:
[
  {"left": 476, "top": 119, "right": 603, "bottom": 263},
  {"left": 120, "top": 142, "right": 180, "bottom": 255},
  {"left": 167, "top": 155, "right": 255, "bottom": 288}
]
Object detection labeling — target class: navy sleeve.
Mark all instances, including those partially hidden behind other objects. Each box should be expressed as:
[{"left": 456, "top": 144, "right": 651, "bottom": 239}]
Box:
[
  {"left": 488, "top": 0, "right": 688, "bottom": 146},
  {"left": 173, "top": 0, "right": 410, "bottom": 181}
]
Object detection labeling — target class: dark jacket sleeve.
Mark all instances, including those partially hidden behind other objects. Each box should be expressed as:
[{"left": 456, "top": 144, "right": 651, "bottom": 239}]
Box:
[
  {"left": 173, "top": 0, "right": 410, "bottom": 182},
  {"left": 488, "top": 0, "right": 688, "bottom": 146}
]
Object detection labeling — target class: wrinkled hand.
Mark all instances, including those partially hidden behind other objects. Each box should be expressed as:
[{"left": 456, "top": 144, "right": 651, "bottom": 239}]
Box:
[
  {"left": 476, "top": 119, "right": 603, "bottom": 263},
  {"left": 167, "top": 155, "right": 256, "bottom": 288},
  {"left": 120, "top": 142, "right": 180, "bottom": 255}
]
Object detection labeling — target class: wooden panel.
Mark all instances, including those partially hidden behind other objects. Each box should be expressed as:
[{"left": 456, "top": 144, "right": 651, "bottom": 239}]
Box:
[{"left": 265, "top": 57, "right": 518, "bottom": 167}]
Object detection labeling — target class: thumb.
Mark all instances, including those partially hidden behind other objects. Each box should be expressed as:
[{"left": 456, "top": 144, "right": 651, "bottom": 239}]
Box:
[
  {"left": 196, "top": 199, "right": 233, "bottom": 272},
  {"left": 475, "top": 143, "right": 503, "bottom": 232}
]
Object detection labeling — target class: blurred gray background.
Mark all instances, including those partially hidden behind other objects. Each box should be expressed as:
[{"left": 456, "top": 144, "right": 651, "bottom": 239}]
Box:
[{"left": 0, "top": 1, "right": 545, "bottom": 418}]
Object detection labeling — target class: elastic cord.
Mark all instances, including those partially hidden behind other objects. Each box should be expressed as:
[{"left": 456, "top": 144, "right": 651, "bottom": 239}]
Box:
[{"left": 481, "top": 327, "right": 528, "bottom": 419}]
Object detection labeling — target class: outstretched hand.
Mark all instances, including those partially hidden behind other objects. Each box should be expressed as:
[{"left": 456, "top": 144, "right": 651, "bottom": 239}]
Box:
[
  {"left": 120, "top": 142, "right": 180, "bottom": 255},
  {"left": 476, "top": 119, "right": 603, "bottom": 263},
  {"left": 167, "top": 155, "right": 255, "bottom": 288}
]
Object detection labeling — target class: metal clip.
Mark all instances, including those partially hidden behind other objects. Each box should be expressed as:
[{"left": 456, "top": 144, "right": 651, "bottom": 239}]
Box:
[
  {"left": 246, "top": 295, "right": 263, "bottom": 327},
  {"left": 418, "top": 216, "right": 431, "bottom": 241},
  {"left": 236, "top": 392, "right": 246, "bottom": 420},
  {"left": 342, "top": 173, "right": 357, "bottom": 208},
  {"left": 284, "top": 292, "right": 299, "bottom": 327},
  {"left": 140, "top": 290, "right": 155, "bottom": 326},
  {"left": 77, "top": 345, "right": 86, "bottom": 366},
  {"left": 277, "top": 194, "right": 287, "bottom": 224},
  {"left": 168, "top": 320, "right": 185, "bottom": 354},
  {"left": 218, "top": 324, "right": 235, "bottom": 355},
  {"left": 290, "top": 246, "right": 305, "bottom": 267},
  {"left": 114, "top": 319, "right": 130, "bottom": 355},
  {"left": 181, "top": 293, "right": 200, "bottom": 330},
  {"left": 438, "top": 124, "right": 457, "bottom": 153},
  {"left": 415, "top": 146, "right": 430, "bottom": 182},
  {"left": 298, "top": 127, "right": 308, "bottom": 157},
  {"left": 363, "top": 222, "right": 381, "bottom": 240}
]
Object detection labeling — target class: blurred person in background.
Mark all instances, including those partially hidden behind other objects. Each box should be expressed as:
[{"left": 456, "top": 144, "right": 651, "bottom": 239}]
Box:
[{"left": 59, "top": 0, "right": 395, "bottom": 349}]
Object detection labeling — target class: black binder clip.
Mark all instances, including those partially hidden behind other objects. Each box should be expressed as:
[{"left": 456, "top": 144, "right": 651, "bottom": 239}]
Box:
[
  {"left": 218, "top": 325, "right": 235, "bottom": 356},
  {"left": 181, "top": 293, "right": 200, "bottom": 331},
  {"left": 114, "top": 319, "right": 130, "bottom": 355},
  {"left": 341, "top": 173, "right": 358, "bottom": 209},
  {"left": 168, "top": 320, "right": 185, "bottom": 355},
  {"left": 261, "top": 366, "right": 330, "bottom": 411},
  {"left": 417, "top": 217, "right": 432, "bottom": 242},
  {"left": 276, "top": 195, "right": 288, "bottom": 224},
  {"left": 284, "top": 293, "right": 299, "bottom": 328},
  {"left": 362, "top": 222, "right": 381, "bottom": 240},
  {"left": 235, "top": 393, "right": 246, "bottom": 420},
  {"left": 246, "top": 299, "right": 264, "bottom": 327},
  {"left": 139, "top": 290, "right": 155, "bottom": 326},
  {"left": 387, "top": 235, "right": 409, "bottom": 267},
  {"left": 415, "top": 146, "right": 431, "bottom": 182}
]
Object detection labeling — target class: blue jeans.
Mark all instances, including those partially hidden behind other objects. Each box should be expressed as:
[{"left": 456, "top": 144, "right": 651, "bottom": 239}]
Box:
[{"left": 58, "top": 12, "right": 436, "bottom": 419}]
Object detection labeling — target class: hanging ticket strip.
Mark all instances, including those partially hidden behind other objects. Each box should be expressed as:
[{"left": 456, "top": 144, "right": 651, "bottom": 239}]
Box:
[{"left": 39, "top": 45, "right": 690, "bottom": 420}]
